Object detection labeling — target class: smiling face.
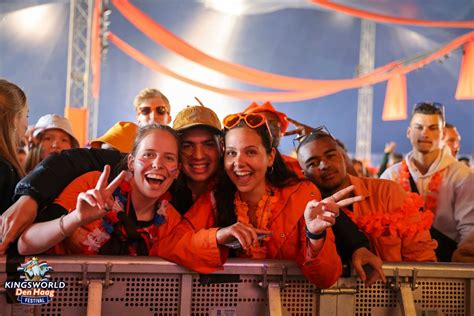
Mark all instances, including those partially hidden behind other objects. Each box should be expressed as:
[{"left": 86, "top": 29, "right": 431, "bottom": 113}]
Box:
[
  {"left": 224, "top": 126, "right": 275, "bottom": 199},
  {"left": 297, "top": 137, "right": 350, "bottom": 196},
  {"left": 407, "top": 113, "right": 444, "bottom": 155},
  {"left": 39, "top": 129, "right": 73, "bottom": 159},
  {"left": 180, "top": 127, "right": 221, "bottom": 184},
  {"left": 128, "top": 129, "right": 179, "bottom": 201}
]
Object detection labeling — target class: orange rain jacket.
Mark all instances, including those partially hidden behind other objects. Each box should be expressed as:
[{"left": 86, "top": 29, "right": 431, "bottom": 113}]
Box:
[{"left": 155, "top": 180, "right": 342, "bottom": 289}]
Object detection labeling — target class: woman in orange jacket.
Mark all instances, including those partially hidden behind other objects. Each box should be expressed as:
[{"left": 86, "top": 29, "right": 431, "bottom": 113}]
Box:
[{"left": 154, "top": 113, "right": 361, "bottom": 288}]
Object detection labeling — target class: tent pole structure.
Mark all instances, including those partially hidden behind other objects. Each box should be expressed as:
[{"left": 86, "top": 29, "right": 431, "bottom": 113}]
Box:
[
  {"left": 65, "top": 0, "right": 98, "bottom": 141},
  {"left": 355, "top": 19, "right": 376, "bottom": 163}
]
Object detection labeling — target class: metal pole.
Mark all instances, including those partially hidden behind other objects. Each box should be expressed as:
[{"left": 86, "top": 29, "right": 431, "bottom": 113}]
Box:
[
  {"left": 86, "top": 280, "right": 103, "bottom": 316},
  {"left": 355, "top": 20, "right": 376, "bottom": 163},
  {"left": 399, "top": 283, "right": 417, "bottom": 316},
  {"left": 267, "top": 282, "right": 283, "bottom": 316}
]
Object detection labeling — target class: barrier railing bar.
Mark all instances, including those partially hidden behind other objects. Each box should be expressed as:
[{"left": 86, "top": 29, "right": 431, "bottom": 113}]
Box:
[
  {"left": 268, "top": 282, "right": 283, "bottom": 316},
  {"left": 180, "top": 274, "right": 193, "bottom": 315},
  {"left": 87, "top": 279, "right": 103, "bottom": 316},
  {"left": 399, "top": 283, "right": 417, "bottom": 316},
  {"left": 468, "top": 279, "right": 474, "bottom": 316},
  {"left": 1, "top": 257, "right": 472, "bottom": 277}
]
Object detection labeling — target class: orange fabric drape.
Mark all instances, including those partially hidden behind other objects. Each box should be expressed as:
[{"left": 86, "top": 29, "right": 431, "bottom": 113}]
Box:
[
  {"left": 111, "top": 0, "right": 399, "bottom": 91},
  {"left": 91, "top": 0, "right": 101, "bottom": 98},
  {"left": 110, "top": 0, "right": 474, "bottom": 97},
  {"left": 310, "top": 0, "right": 474, "bottom": 29},
  {"left": 382, "top": 74, "right": 407, "bottom": 121},
  {"left": 108, "top": 30, "right": 474, "bottom": 102},
  {"left": 64, "top": 106, "right": 88, "bottom": 147},
  {"left": 108, "top": 33, "right": 344, "bottom": 102},
  {"left": 455, "top": 41, "right": 474, "bottom": 99}
]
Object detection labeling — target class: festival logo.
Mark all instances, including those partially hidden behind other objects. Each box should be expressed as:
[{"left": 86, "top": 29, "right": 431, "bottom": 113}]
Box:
[{"left": 4, "top": 257, "right": 66, "bottom": 305}]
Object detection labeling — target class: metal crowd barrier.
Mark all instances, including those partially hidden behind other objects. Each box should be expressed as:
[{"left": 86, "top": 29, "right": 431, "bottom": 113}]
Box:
[{"left": 0, "top": 256, "right": 472, "bottom": 316}]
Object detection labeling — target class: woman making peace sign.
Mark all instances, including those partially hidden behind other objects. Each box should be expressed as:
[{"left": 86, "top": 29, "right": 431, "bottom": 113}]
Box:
[
  {"left": 163, "top": 113, "right": 362, "bottom": 288},
  {"left": 18, "top": 124, "right": 183, "bottom": 256}
]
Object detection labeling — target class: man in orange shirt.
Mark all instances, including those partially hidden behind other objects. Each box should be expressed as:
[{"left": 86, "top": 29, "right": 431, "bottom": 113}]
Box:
[{"left": 296, "top": 127, "right": 437, "bottom": 262}]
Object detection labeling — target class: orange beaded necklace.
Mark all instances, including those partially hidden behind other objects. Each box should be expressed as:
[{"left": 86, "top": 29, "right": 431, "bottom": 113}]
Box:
[{"left": 234, "top": 186, "right": 278, "bottom": 258}]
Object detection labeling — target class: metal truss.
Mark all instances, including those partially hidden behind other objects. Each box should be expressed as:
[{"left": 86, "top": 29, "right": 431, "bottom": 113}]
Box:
[
  {"left": 355, "top": 20, "right": 376, "bottom": 162},
  {"left": 65, "top": 0, "right": 98, "bottom": 140}
]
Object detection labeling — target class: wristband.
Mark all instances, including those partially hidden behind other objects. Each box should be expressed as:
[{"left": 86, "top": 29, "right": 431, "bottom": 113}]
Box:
[
  {"left": 59, "top": 215, "right": 70, "bottom": 238},
  {"left": 306, "top": 227, "right": 326, "bottom": 240}
]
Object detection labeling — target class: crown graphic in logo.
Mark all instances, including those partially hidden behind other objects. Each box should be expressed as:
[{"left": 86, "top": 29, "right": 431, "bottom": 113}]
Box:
[{"left": 17, "top": 257, "right": 53, "bottom": 281}]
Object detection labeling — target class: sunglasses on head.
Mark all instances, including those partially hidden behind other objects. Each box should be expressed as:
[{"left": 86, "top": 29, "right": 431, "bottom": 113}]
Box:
[
  {"left": 412, "top": 102, "right": 445, "bottom": 117},
  {"left": 138, "top": 106, "right": 168, "bottom": 116},
  {"left": 223, "top": 113, "right": 274, "bottom": 144},
  {"left": 223, "top": 113, "right": 267, "bottom": 129},
  {"left": 292, "top": 126, "right": 333, "bottom": 151}
]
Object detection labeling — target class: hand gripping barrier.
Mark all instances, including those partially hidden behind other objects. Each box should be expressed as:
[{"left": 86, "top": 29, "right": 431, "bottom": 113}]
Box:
[{"left": 0, "top": 256, "right": 472, "bottom": 316}]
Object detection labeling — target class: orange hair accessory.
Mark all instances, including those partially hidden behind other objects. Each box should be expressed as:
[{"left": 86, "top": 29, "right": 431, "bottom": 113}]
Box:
[{"left": 243, "top": 101, "right": 289, "bottom": 133}]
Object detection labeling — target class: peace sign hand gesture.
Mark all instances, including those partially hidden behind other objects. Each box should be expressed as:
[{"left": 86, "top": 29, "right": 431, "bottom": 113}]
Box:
[
  {"left": 74, "top": 165, "right": 127, "bottom": 226},
  {"left": 305, "top": 185, "right": 363, "bottom": 235}
]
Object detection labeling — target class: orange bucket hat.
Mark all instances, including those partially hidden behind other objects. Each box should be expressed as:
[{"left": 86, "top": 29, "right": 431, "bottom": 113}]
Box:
[
  {"left": 243, "top": 101, "right": 289, "bottom": 133},
  {"left": 90, "top": 121, "right": 138, "bottom": 153}
]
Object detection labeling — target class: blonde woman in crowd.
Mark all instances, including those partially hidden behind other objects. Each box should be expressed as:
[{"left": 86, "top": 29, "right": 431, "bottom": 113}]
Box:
[{"left": 0, "top": 79, "right": 29, "bottom": 214}]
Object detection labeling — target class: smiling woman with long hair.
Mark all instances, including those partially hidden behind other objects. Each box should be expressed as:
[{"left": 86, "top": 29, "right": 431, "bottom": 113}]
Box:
[
  {"left": 162, "top": 113, "right": 355, "bottom": 288},
  {"left": 18, "top": 124, "right": 183, "bottom": 256},
  {"left": 0, "top": 79, "right": 28, "bottom": 214}
]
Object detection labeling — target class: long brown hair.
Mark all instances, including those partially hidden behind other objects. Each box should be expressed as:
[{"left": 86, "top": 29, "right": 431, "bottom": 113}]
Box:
[
  {"left": 0, "top": 79, "right": 27, "bottom": 177},
  {"left": 24, "top": 145, "right": 41, "bottom": 174}
]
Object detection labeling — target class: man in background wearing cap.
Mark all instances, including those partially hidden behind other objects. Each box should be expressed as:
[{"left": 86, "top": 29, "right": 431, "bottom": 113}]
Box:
[
  {"left": 134, "top": 88, "right": 172, "bottom": 126},
  {"left": 171, "top": 104, "right": 223, "bottom": 214}
]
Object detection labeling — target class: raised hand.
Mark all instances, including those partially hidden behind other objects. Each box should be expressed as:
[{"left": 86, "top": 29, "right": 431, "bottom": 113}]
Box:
[
  {"left": 305, "top": 185, "right": 363, "bottom": 235},
  {"left": 74, "top": 165, "right": 126, "bottom": 226},
  {"left": 384, "top": 142, "right": 396, "bottom": 154}
]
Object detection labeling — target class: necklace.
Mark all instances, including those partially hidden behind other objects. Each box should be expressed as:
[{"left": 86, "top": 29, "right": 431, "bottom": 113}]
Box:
[
  {"left": 234, "top": 186, "right": 278, "bottom": 258},
  {"left": 343, "top": 192, "right": 433, "bottom": 238},
  {"left": 398, "top": 160, "right": 443, "bottom": 213},
  {"left": 80, "top": 179, "right": 168, "bottom": 255}
]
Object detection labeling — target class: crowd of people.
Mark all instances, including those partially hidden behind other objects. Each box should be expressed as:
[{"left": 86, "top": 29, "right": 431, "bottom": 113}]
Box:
[{"left": 0, "top": 79, "right": 473, "bottom": 289}]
